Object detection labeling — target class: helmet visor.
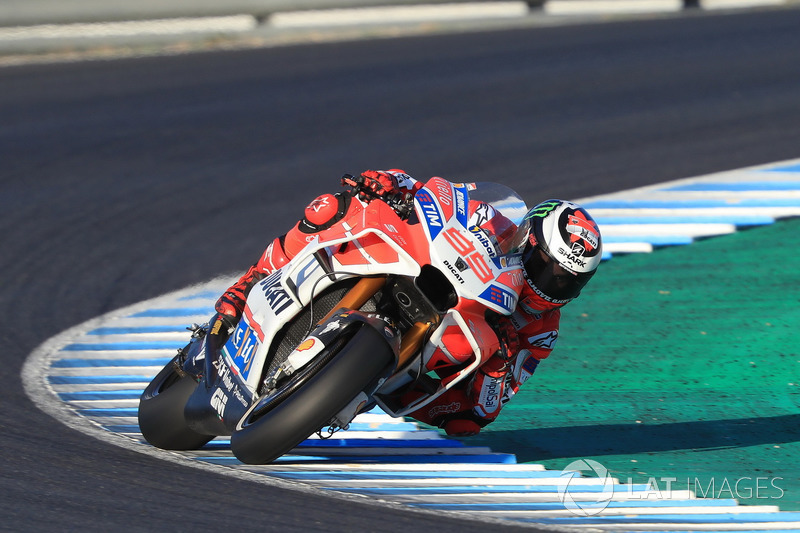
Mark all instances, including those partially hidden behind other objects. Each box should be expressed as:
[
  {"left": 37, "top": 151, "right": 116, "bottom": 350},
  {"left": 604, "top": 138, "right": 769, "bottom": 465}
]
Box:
[{"left": 523, "top": 247, "right": 595, "bottom": 302}]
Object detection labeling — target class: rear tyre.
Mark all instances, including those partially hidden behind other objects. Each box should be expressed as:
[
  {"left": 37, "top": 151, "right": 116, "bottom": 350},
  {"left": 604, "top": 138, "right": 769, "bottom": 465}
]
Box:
[
  {"left": 230, "top": 325, "right": 394, "bottom": 464},
  {"left": 138, "top": 356, "right": 214, "bottom": 450}
]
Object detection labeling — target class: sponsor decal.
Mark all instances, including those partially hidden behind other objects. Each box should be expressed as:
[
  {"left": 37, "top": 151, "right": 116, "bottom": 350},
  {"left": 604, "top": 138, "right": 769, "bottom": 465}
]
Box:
[
  {"left": 479, "top": 284, "right": 516, "bottom": 312},
  {"left": 393, "top": 172, "right": 416, "bottom": 190},
  {"left": 296, "top": 338, "right": 315, "bottom": 351},
  {"left": 435, "top": 181, "right": 453, "bottom": 207},
  {"left": 428, "top": 401, "right": 462, "bottom": 419},
  {"left": 528, "top": 330, "right": 558, "bottom": 350},
  {"left": 557, "top": 246, "right": 588, "bottom": 269},
  {"left": 566, "top": 211, "right": 600, "bottom": 252},
  {"left": 500, "top": 372, "right": 515, "bottom": 406},
  {"left": 415, "top": 190, "right": 444, "bottom": 240},
  {"left": 319, "top": 320, "right": 342, "bottom": 335},
  {"left": 471, "top": 202, "right": 491, "bottom": 228},
  {"left": 454, "top": 185, "right": 468, "bottom": 227},
  {"left": 213, "top": 354, "right": 238, "bottom": 392},
  {"left": 522, "top": 354, "right": 540, "bottom": 375},
  {"left": 454, "top": 257, "right": 469, "bottom": 272},
  {"left": 258, "top": 271, "right": 294, "bottom": 315},
  {"left": 210, "top": 388, "right": 227, "bottom": 420},
  {"left": 479, "top": 374, "right": 504, "bottom": 414},
  {"left": 307, "top": 195, "right": 331, "bottom": 213},
  {"left": 526, "top": 277, "right": 571, "bottom": 305},
  {"left": 470, "top": 226, "right": 497, "bottom": 258},
  {"left": 211, "top": 354, "right": 247, "bottom": 407},
  {"left": 443, "top": 260, "right": 466, "bottom": 284},
  {"left": 229, "top": 319, "right": 259, "bottom": 379},
  {"left": 527, "top": 200, "right": 560, "bottom": 219}
]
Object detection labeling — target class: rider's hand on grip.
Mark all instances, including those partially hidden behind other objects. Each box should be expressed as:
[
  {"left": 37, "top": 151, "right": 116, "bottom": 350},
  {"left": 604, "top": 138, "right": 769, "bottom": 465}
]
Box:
[
  {"left": 494, "top": 316, "right": 520, "bottom": 362},
  {"left": 360, "top": 170, "right": 399, "bottom": 199}
]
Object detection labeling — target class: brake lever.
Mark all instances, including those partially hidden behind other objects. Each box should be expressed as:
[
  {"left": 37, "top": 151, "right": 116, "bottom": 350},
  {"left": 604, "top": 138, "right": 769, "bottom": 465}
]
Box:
[{"left": 341, "top": 173, "right": 414, "bottom": 219}]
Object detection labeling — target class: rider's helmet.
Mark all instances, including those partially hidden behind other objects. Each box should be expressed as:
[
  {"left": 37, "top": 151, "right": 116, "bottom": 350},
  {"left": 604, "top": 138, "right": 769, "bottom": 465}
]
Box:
[{"left": 507, "top": 199, "right": 603, "bottom": 314}]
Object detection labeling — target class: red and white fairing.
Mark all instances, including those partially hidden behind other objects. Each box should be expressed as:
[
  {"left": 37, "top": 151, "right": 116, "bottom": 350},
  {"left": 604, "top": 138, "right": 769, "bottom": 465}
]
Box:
[{"left": 223, "top": 177, "right": 527, "bottom": 416}]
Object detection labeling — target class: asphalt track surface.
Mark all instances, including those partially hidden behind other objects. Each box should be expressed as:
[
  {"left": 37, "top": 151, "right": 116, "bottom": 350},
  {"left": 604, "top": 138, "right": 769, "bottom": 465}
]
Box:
[{"left": 3, "top": 8, "right": 800, "bottom": 532}]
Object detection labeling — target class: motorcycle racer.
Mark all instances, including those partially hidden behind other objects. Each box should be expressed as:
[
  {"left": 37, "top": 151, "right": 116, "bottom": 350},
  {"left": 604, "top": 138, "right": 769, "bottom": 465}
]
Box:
[{"left": 213, "top": 170, "right": 602, "bottom": 437}]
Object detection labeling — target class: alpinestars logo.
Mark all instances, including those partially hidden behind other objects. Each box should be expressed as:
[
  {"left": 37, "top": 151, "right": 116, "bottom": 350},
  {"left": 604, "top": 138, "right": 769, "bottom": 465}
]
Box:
[
  {"left": 307, "top": 195, "right": 330, "bottom": 212},
  {"left": 528, "top": 330, "right": 558, "bottom": 350}
]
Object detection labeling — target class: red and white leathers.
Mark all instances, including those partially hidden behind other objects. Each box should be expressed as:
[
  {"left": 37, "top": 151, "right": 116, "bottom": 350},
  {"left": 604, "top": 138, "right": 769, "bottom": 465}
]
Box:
[{"left": 214, "top": 169, "right": 560, "bottom": 437}]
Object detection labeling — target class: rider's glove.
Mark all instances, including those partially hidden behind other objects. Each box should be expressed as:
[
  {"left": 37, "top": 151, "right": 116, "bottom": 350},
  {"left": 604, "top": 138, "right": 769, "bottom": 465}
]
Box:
[
  {"left": 494, "top": 316, "right": 520, "bottom": 363},
  {"left": 360, "top": 170, "right": 399, "bottom": 200},
  {"left": 215, "top": 294, "right": 243, "bottom": 321}
]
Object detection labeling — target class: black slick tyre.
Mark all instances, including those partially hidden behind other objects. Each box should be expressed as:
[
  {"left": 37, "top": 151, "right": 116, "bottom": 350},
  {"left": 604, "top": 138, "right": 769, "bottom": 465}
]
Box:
[
  {"left": 138, "top": 356, "right": 214, "bottom": 450},
  {"left": 230, "top": 325, "right": 393, "bottom": 464}
]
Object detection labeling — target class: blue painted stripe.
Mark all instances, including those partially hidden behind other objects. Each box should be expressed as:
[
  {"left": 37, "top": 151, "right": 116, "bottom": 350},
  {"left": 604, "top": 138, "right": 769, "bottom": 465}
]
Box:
[
  {"left": 526, "top": 512, "right": 800, "bottom": 524},
  {"left": 299, "top": 454, "right": 517, "bottom": 464},
  {"left": 583, "top": 199, "right": 800, "bottom": 209},
  {"left": 296, "top": 439, "right": 465, "bottom": 449},
  {"left": 62, "top": 342, "right": 181, "bottom": 351},
  {"left": 104, "top": 425, "right": 143, "bottom": 433},
  {"left": 59, "top": 390, "right": 142, "bottom": 401},
  {"left": 596, "top": 215, "right": 773, "bottom": 226},
  {"left": 272, "top": 470, "right": 585, "bottom": 480},
  {"left": 644, "top": 531, "right": 800, "bottom": 533},
  {"left": 293, "top": 422, "right": 421, "bottom": 432},
  {"left": 79, "top": 408, "right": 138, "bottom": 417},
  {"left": 129, "top": 308, "right": 211, "bottom": 317},
  {"left": 51, "top": 358, "right": 170, "bottom": 368},
  {"left": 646, "top": 531, "right": 800, "bottom": 533},
  {"left": 603, "top": 235, "right": 693, "bottom": 246},
  {"left": 200, "top": 454, "right": 516, "bottom": 465},
  {"left": 413, "top": 499, "right": 740, "bottom": 510},
  {"left": 662, "top": 181, "right": 800, "bottom": 191},
  {"left": 331, "top": 485, "right": 651, "bottom": 494},
  {"left": 764, "top": 163, "right": 800, "bottom": 172},
  {"left": 88, "top": 326, "right": 189, "bottom": 335},
  {"left": 49, "top": 375, "right": 152, "bottom": 384}
]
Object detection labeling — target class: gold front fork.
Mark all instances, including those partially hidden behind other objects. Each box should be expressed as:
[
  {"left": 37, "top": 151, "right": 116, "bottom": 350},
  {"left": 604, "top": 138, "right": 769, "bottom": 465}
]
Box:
[{"left": 317, "top": 275, "right": 433, "bottom": 368}]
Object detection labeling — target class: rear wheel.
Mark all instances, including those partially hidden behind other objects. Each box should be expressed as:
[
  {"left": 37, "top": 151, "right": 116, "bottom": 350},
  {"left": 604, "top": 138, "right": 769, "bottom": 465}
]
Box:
[
  {"left": 138, "top": 356, "right": 214, "bottom": 450},
  {"left": 230, "top": 325, "right": 394, "bottom": 464}
]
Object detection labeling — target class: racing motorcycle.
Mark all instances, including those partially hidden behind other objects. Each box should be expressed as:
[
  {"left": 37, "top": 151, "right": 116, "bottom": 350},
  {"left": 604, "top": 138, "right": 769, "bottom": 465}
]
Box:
[{"left": 138, "top": 174, "right": 529, "bottom": 464}]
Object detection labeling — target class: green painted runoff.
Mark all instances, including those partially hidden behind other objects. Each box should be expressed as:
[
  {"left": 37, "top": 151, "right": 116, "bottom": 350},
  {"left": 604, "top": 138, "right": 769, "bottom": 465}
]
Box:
[{"left": 458, "top": 217, "right": 800, "bottom": 510}]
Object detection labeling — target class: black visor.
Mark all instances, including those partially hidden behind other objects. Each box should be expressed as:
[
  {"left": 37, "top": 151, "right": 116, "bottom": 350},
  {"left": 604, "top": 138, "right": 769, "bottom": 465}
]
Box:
[{"left": 523, "top": 246, "right": 595, "bottom": 302}]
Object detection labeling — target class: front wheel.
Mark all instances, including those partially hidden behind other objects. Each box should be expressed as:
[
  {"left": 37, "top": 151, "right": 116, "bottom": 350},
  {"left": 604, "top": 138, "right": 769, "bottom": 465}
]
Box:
[
  {"left": 138, "top": 356, "right": 214, "bottom": 450},
  {"left": 230, "top": 325, "right": 394, "bottom": 464}
]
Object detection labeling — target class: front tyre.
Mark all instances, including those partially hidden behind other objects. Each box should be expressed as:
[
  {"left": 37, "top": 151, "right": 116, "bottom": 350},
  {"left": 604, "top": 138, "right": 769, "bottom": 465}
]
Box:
[
  {"left": 138, "top": 356, "right": 214, "bottom": 450},
  {"left": 230, "top": 325, "right": 394, "bottom": 464}
]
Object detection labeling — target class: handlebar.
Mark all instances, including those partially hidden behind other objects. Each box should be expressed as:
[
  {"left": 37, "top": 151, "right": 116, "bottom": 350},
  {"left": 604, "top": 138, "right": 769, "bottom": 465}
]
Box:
[{"left": 341, "top": 173, "right": 415, "bottom": 219}]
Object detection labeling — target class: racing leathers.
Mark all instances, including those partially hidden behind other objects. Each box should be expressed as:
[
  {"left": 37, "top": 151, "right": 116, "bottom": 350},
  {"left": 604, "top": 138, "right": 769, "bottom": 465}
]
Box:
[{"left": 213, "top": 170, "right": 560, "bottom": 437}]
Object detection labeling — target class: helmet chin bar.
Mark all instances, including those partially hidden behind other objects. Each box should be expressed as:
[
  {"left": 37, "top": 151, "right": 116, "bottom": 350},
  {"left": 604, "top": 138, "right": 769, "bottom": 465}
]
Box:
[{"left": 519, "top": 277, "right": 572, "bottom": 315}]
